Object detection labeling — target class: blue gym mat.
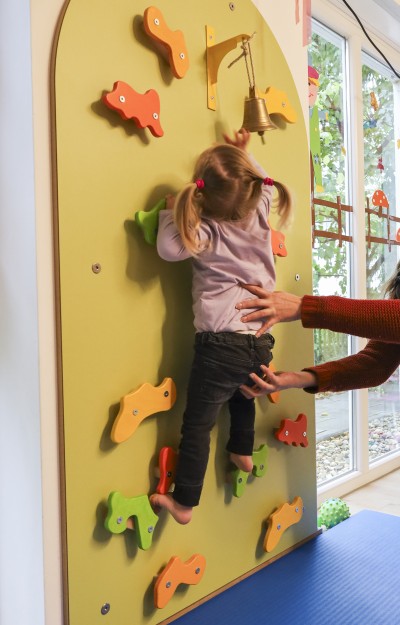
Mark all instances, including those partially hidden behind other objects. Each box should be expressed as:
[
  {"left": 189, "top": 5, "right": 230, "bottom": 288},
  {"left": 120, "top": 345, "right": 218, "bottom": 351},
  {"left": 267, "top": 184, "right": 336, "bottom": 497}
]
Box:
[{"left": 173, "top": 510, "right": 400, "bottom": 625}]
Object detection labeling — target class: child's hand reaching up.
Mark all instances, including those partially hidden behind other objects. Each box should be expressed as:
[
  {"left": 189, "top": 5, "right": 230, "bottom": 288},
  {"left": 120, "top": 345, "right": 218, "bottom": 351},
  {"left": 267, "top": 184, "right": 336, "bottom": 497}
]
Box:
[
  {"left": 165, "top": 194, "right": 176, "bottom": 210},
  {"left": 223, "top": 128, "right": 251, "bottom": 151}
]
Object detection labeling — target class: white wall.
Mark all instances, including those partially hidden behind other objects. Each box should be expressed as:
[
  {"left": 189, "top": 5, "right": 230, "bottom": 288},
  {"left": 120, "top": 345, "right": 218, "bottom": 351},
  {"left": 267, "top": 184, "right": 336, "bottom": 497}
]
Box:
[{"left": 0, "top": 1, "right": 45, "bottom": 624}]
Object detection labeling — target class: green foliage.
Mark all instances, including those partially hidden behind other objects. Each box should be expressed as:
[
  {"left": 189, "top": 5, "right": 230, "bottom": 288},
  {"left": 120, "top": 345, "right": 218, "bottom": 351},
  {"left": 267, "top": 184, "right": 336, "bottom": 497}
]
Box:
[{"left": 309, "top": 31, "right": 398, "bottom": 362}]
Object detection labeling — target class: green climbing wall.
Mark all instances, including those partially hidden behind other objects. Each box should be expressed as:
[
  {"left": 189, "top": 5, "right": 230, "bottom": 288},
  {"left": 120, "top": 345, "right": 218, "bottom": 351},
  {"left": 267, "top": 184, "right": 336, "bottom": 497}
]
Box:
[{"left": 54, "top": 1, "right": 317, "bottom": 623}]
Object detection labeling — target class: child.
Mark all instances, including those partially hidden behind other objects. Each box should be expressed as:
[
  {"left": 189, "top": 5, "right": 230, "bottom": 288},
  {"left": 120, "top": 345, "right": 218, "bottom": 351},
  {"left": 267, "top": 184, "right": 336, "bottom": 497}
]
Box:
[{"left": 151, "top": 129, "right": 292, "bottom": 524}]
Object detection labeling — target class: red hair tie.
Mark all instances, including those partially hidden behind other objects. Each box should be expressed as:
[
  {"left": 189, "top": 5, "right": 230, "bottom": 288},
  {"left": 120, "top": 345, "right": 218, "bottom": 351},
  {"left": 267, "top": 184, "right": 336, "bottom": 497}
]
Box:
[
  {"left": 195, "top": 179, "right": 205, "bottom": 189},
  {"left": 263, "top": 177, "right": 274, "bottom": 186}
]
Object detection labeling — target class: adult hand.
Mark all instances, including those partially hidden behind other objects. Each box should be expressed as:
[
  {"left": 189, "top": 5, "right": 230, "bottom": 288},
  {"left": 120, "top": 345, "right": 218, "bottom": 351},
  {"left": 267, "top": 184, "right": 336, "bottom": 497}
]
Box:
[
  {"left": 222, "top": 128, "right": 251, "bottom": 151},
  {"left": 236, "top": 285, "right": 302, "bottom": 337},
  {"left": 240, "top": 365, "right": 317, "bottom": 398}
]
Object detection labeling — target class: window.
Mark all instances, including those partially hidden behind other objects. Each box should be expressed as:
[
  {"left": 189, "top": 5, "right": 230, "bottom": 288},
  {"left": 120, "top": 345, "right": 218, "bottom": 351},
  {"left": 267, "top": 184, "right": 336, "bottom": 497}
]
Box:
[
  {"left": 362, "top": 54, "right": 400, "bottom": 464},
  {"left": 310, "top": 9, "right": 400, "bottom": 498}
]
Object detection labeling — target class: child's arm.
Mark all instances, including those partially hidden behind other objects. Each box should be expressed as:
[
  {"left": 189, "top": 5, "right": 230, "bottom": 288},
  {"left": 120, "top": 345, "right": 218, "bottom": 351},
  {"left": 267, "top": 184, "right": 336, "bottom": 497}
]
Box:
[
  {"left": 157, "top": 206, "right": 191, "bottom": 261},
  {"left": 222, "top": 128, "right": 251, "bottom": 151}
]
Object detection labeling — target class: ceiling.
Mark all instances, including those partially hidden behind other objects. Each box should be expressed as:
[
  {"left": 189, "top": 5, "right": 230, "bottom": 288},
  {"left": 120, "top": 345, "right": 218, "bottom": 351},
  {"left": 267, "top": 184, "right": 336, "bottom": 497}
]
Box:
[{"left": 373, "top": 0, "right": 400, "bottom": 20}]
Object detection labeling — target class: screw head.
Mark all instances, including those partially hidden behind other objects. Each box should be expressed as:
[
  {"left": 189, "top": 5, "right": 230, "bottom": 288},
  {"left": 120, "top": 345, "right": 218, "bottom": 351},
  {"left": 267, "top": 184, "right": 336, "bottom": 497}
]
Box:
[
  {"left": 164, "top": 391, "right": 169, "bottom": 397},
  {"left": 179, "top": 52, "right": 185, "bottom": 60},
  {"left": 101, "top": 603, "right": 110, "bottom": 615},
  {"left": 166, "top": 581, "right": 171, "bottom": 588},
  {"left": 92, "top": 263, "right": 101, "bottom": 274},
  {"left": 153, "top": 112, "right": 159, "bottom": 120},
  {"left": 133, "top": 409, "right": 139, "bottom": 415},
  {"left": 119, "top": 95, "right": 125, "bottom": 103},
  {"left": 154, "top": 18, "right": 160, "bottom": 25}
]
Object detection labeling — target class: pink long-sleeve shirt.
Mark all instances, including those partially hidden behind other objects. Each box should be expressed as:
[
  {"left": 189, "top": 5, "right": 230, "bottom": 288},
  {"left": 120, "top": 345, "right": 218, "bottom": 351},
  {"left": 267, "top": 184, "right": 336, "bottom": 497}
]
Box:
[{"left": 157, "top": 185, "right": 275, "bottom": 334}]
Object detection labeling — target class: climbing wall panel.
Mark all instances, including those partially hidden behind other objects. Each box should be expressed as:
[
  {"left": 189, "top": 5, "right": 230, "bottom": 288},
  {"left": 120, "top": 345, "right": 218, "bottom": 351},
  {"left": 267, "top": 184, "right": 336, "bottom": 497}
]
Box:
[{"left": 53, "top": 1, "right": 316, "bottom": 623}]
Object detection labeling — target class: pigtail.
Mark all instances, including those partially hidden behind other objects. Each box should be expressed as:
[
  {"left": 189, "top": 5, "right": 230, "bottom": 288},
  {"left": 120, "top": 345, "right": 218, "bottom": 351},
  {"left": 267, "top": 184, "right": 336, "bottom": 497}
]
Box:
[
  {"left": 270, "top": 180, "right": 293, "bottom": 229},
  {"left": 174, "top": 183, "right": 204, "bottom": 255},
  {"left": 384, "top": 261, "right": 400, "bottom": 300}
]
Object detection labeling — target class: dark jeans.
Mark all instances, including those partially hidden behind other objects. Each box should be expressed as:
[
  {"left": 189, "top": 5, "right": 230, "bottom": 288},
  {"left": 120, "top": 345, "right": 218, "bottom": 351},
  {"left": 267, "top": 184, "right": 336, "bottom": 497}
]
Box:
[{"left": 173, "top": 331, "right": 274, "bottom": 507}]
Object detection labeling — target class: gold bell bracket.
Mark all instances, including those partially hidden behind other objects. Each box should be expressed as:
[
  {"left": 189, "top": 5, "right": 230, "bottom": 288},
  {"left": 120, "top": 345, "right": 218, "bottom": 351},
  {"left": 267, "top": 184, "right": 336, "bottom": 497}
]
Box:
[{"left": 206, "top": 25, "right": 251, "bottom": 111}]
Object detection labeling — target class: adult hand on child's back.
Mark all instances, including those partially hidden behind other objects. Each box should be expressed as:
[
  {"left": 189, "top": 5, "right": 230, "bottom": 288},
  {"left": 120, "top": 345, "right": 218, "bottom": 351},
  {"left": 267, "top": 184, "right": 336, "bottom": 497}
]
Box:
[{"left": 236, "top": 285, "right": 302, "bottom": 337}]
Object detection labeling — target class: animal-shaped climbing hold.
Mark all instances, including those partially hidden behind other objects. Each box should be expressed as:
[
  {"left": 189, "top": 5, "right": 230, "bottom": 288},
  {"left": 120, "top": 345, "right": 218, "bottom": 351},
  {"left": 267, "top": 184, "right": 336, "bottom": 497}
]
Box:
[
  {"left": 135, "top": 197, "right": 166, "bottom": 245},
  {"left": 154, "top": 554, "right": 206, "bottom": 608},
  {"left": 156, "top": 446, "right": 178, "bottom": 494},
  {"left": 232, "top": 444, "right": 268, "bottom": 498},
  {"left": 102, "top": 81, "right": 164, "bottom": 137},
  {"left": 266, "top": 362, "right": 280, "bottom": 404},
  {"left": 257, "top": 86, "right": 297, "bottom": 123},
  {"left": 275, "top": 413, "right": 308, "bottom": 447},
  {"left": 269, "top": 221, "right": 287, "bottom": 257},
  {"left": 111, "top": 377, "right": 177, "bottom": 444},
  {"left": 105, "top": 492, "right": 159, "bottom": 550},
  {"left": 264, "top": 496, "right": 304, "bottom": 552},
  {"left": 143, "top": 6, "right": 189, "bottom": 79}
]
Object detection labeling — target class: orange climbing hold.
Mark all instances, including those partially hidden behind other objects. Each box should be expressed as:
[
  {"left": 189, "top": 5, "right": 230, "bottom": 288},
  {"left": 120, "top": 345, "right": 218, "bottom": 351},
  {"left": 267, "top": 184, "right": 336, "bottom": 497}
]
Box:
[
  {"left": 144, "top": 6, "right": 189, "bottom": 79},
  {"left": 154, "top": 554, "right": 206, "bottom": 608},
  {"left": 266, "top": 362, "right": 280, "bottom": 404},
  {"left": 264, "top": 496, "right": 304, "bottom": 552},
  {"left": 275, "top": 413, "right": 308, "bottom": 447},
  {"left": 156, "top": 446, "right": 178, "bottom": 494},
  {"left": 269, "top": 221, "right": 287, "bottom": 257},
  {"left": 111, "top": 377, "right": 177, "bottom": 443},
  {"left": 102, "top": 81, "right": 164, "bottom": 137}
]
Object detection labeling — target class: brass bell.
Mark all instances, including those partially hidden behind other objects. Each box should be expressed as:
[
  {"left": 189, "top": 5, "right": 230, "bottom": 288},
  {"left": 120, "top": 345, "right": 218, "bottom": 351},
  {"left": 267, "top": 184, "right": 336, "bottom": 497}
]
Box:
[{"left": 242, "top": 87, "right": 277, "bottom": 137}]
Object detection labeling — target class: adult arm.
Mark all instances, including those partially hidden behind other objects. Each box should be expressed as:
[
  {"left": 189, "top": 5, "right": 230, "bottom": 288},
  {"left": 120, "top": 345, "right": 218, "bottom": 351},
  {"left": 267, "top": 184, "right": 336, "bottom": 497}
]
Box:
[
  {"left": 240, "top": 340, "right": 400, "bottom": 397},
  {"left": 301, "top": 295, "right": 400, "bottom": 344},
  {"left": 236, "top": 286, "right": 400, "bottom": 343},
  {"left": 302, "top": 340, "right": 400, "bottom": 393}
]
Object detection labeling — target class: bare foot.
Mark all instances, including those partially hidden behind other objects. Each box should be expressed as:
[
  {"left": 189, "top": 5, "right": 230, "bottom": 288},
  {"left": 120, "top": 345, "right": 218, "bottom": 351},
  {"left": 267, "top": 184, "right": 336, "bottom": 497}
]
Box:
[
  {"left": 150, "top": 493, "right": 193, "bottom": 525},
  {"left": 230, "top": 452, "right": 253, "bottom": 473}
]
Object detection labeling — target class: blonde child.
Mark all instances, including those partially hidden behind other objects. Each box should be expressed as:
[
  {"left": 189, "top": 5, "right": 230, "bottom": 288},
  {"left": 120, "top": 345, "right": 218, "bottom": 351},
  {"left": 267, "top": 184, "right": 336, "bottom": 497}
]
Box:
[{"left": 151, "top": 129, "right": 292, "bottom": 524}]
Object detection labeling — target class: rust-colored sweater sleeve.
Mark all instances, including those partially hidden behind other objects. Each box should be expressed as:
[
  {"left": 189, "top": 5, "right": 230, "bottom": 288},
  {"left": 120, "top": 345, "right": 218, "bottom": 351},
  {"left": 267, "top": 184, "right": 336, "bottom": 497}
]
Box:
[
  {"left": 301, "top": 295, "right": 400, "bottom": 343},
  {"left": 303, "top": 340, "right": 400, "bottom": 394},
  {"left": 299, "top": 295, "right": 400, "bottom": 393}
]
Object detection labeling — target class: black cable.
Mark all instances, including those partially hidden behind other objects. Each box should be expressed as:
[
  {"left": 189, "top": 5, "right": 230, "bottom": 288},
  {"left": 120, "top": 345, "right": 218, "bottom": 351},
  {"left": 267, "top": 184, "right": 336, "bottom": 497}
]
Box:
[{"left": 340, "top": 0, "right": 400, "bottom": 79}]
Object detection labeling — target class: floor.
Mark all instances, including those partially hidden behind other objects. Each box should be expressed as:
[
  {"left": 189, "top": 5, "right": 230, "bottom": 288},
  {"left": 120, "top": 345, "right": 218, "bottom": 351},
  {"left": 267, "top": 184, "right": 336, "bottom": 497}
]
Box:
[
  {"left": 343, "top": 467, "right": 400, "bottom": 517},
  {"left": 175, "top": 510, "right": 400, "bottom": 625}
]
